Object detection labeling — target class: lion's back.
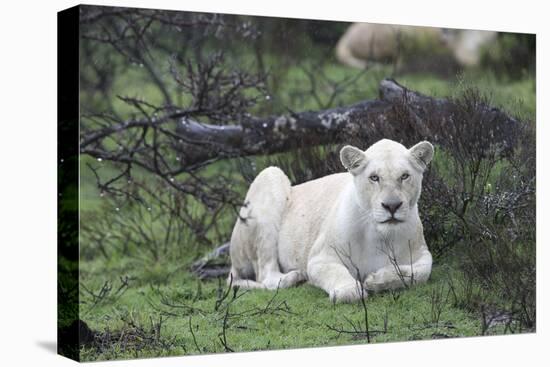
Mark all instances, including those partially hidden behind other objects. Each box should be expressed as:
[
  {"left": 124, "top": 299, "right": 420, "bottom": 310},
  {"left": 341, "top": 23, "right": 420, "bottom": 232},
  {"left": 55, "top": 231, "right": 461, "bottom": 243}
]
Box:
[{"left": 277, "top": 172, "right": 351, "bottom": 272}]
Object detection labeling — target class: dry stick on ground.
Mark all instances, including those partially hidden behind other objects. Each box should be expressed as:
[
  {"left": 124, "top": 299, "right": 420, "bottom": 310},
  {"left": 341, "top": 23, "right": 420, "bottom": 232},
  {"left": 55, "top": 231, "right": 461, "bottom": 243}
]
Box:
[
  {"left": 423, "top": 284, "right": 450, "bottom": 328},
  {"left": 87, "top": 314, "right": 178, "bottom": 357},
  {"left": 224, "top": 287, "right": 294, "bottom": 320},
  {"left": 146, "top": 286, "right": 208, "bottom": 317},
  {"left": 215, "top": 273, "right": 236, "bottom": 311},
  {"left": 215, "top": 278, "right": 288, "bottom": 352},
  {"left": 219, "top": 306, "right": 234, "bottom": 352},
  {"left": 188, "top": 316, "right": 201, "bottom": 353},
  {"left": 215, "top": 281, "right": 294, "bottom": 352},
  {"left": 407, "top": 285, "right": 454, "bottom": 335},
  {"left": 378, "top": 238, "right": 451, "bottom": 334},
  {"left": 329, "top": 244, "right": 388, "bottom": 342},
  {"left": 147, "top": 275, "right": 292, "bottom": 353},
  {"left": 80, "top": 280, "right": 132, "bottom": 317}
]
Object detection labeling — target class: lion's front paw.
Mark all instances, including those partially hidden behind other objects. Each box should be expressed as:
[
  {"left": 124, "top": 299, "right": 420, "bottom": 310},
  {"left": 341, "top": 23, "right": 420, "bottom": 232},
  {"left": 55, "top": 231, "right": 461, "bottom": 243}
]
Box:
[
  {"left": 365, "top": 267, "right": 412, "bottom": 292},
  {"left": 329, "top": 282, "right": 367, "bottom": 303},
  {"left": 279, "top": 270, "right": 306, "bottom": 288},
  {"left": 365, "top": 270, "right": 388, "bottom": 293}
]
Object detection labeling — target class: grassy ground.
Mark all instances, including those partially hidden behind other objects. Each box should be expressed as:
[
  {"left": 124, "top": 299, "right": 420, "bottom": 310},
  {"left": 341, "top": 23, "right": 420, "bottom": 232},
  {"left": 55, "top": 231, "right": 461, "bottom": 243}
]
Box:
[
  {"left": 77, "top": 59, "right": 535, "bottom": 361},
  {"left": 80, "top": 257, "right": 485, "bottom": 361}
]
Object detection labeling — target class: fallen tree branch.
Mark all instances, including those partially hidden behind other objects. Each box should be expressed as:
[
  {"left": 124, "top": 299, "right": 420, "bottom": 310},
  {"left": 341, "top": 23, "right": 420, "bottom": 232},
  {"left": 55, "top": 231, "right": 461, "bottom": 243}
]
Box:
[
  {"left": 175, "top": 78, "right": 519, "bottom": 165},
  {"left": 190, "top": 242, "right": 230, "bottom": 279},
  {"left": 81, "top": 78, "right": 520, "bottom": 172}
]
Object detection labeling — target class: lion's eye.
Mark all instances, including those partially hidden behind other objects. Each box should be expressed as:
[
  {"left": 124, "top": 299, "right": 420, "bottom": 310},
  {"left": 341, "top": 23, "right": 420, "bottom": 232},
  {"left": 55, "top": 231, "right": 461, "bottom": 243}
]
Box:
[
  {"left": 401, "top": 173, "right": 410, "bottom": 180},
  {"left": 369, "top": 175, "right": 379, "bottom": 182}
]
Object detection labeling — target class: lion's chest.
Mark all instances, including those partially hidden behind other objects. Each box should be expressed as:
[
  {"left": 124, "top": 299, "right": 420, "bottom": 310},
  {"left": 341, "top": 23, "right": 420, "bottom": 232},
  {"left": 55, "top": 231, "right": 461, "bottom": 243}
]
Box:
[
  {"left": 345, "top": 228, "right": 390, "bottom": 275},
  {"left": 345, "top": 224, "right": 417, "bottom": 276}
]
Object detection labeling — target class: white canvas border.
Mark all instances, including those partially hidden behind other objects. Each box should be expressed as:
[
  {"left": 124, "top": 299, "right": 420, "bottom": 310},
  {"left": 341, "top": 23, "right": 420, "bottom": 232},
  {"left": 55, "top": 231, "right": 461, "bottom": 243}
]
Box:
[{"left": 0, "top": 0, "right": 545, "bottom": 366}]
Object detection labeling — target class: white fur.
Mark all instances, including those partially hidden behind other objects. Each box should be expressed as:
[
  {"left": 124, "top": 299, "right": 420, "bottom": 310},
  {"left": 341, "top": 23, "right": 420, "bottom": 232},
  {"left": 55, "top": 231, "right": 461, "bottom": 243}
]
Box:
[
  {"left": 335, "top": 23, "right": 442, "bottom": 68},
  {"left": 228, "top": 139, "right": 434, "bottom": 302},
  {"left": 443, "top": 29, "right": 498, "bottom": 66},
  {"left": 335, "top": 23, "right": 497, "bottom": 68}
]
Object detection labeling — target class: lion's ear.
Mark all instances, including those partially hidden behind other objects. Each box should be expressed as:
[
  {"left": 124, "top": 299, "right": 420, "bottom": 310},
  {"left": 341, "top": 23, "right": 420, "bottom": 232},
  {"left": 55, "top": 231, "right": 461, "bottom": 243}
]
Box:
[
  {"left": 409, "top": 141, "right": 434, "bottom": 170},
  {"left": 340, "top": 145, "right": 367, "bottom": 174}
]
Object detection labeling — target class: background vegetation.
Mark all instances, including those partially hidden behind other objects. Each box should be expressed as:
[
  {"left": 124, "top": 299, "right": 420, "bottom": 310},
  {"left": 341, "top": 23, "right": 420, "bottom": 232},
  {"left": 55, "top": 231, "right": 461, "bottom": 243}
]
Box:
[{"left": 65, "top": 5, "right": 536, "bottom": 361}]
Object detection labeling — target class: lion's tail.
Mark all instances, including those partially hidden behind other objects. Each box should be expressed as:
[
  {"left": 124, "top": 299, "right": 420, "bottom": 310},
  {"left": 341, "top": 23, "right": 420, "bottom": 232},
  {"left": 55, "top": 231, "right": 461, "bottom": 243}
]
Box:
[{"left": 228, "top": 166, "right": 292, "bottom": 288}]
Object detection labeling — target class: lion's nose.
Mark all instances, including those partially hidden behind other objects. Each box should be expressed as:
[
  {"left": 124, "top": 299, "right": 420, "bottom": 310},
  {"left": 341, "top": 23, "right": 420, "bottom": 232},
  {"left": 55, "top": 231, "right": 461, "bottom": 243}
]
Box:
[{"left": 381, "top": 200, "right": 403, "bottom": 215}]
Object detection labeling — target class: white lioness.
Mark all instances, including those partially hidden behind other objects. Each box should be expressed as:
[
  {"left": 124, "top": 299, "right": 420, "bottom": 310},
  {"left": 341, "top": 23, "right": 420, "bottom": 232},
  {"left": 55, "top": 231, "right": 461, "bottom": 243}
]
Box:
[{"left": 229, "top": 139, "right": 434, "bottom": 302}]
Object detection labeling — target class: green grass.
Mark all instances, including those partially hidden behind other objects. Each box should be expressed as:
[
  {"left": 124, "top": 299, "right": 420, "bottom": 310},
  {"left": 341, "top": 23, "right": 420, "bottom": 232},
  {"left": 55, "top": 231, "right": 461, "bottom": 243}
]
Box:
[{"left": 79, "top": 261, "right": 484, "bottom": 361}]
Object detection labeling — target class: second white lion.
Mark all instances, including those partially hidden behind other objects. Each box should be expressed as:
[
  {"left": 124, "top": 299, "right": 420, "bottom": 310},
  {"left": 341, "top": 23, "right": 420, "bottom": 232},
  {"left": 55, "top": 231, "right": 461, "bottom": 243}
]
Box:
[{"left": 228, "top": 139, "right": 434, "bottom": 302}]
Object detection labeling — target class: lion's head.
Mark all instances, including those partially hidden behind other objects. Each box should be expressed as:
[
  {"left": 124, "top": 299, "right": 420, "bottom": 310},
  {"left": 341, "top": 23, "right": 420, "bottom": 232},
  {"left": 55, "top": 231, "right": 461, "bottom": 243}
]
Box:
[{"left": 340, "top": 139, "right": 434, "bottom": 225}]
